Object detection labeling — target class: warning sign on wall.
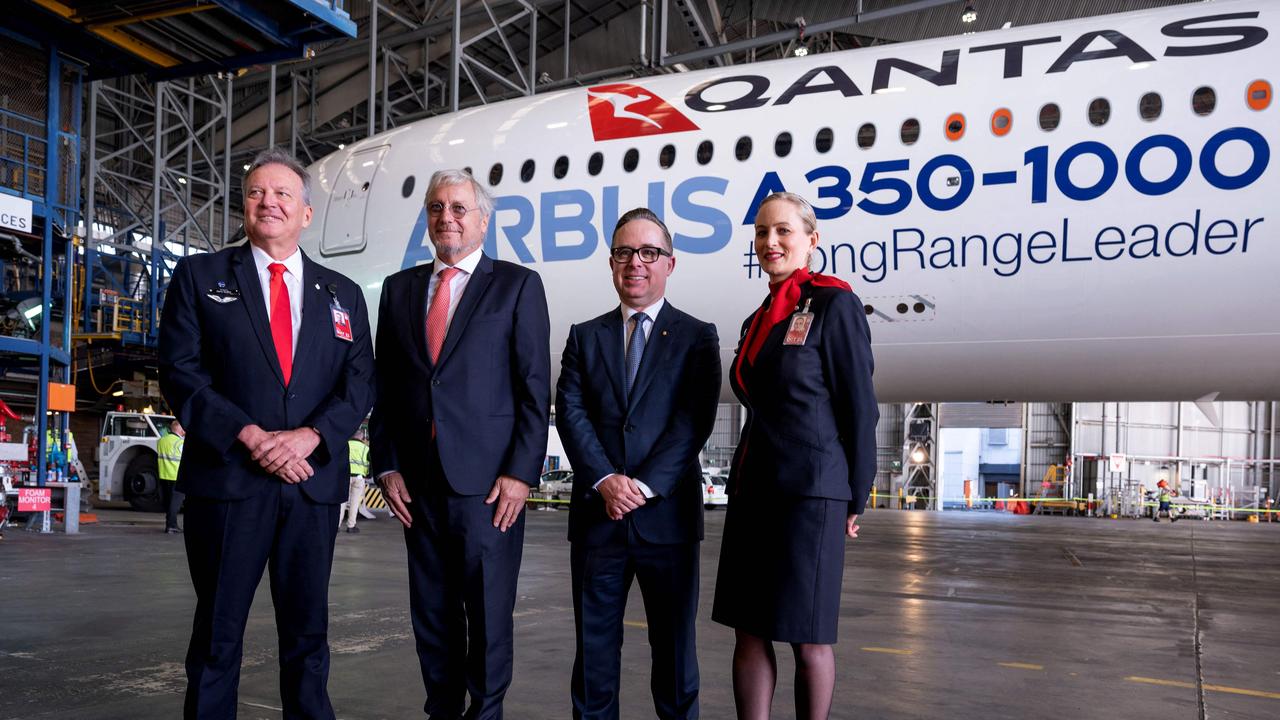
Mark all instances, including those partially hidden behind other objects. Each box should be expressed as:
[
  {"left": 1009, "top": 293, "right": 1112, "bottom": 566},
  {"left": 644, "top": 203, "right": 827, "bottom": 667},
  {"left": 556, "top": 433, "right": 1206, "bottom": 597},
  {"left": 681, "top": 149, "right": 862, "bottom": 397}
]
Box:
[{"left": 1108, "top": 454, "right": 1127, "bottom": 474}]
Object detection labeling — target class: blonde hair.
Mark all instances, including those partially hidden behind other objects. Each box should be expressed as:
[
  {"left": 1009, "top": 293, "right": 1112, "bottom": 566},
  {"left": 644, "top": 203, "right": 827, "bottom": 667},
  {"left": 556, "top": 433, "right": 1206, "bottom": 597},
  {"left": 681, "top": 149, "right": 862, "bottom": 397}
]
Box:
[{"left": 756, "top": 191, "right": 818, "bottom": 234}]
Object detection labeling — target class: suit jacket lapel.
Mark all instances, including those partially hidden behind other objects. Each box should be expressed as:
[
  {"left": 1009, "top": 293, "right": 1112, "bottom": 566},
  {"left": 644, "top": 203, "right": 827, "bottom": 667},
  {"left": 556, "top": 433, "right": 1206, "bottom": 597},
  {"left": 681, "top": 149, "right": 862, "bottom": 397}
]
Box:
[
  {"left": 231, "top": 244, "right": 286, "bottom": 388},
  {"left": 596, "top": 309, "right": 626, "bottom": 410},
  {"left": 435, "top": 252, "right": 493, "bottom": 369},
  {"left": 409, "top": 263, "right": 432, "bottom": 367},
  {"left": 627, "top": 304, "right": 679, "bottom": 411},
  {"left": 292, "top": 254, "right": 330, "bottom": 377}
]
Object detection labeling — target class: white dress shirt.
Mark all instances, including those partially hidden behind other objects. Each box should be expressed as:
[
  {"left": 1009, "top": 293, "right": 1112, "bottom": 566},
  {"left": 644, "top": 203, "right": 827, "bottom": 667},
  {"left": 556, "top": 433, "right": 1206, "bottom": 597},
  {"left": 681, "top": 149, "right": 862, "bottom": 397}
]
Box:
[
  {"left": 250, "top": 244, "right": 303, "bottom": 353},
  {"left": 594, "top": 298, "right": 667, "bottom": 499},
  {"left": 426, "top": 247, "right": 483, "bottom": 336}
]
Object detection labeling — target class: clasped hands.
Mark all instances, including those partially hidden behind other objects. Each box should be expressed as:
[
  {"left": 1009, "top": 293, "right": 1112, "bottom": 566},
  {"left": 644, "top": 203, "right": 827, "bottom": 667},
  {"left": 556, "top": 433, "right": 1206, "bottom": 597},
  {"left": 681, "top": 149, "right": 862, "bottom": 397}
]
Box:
[
  {"left": 597, "top": 473, "right": 646, "bottom": 521},
  {"left": 239, "top": 424, "right": 320, "bottom": 484}
]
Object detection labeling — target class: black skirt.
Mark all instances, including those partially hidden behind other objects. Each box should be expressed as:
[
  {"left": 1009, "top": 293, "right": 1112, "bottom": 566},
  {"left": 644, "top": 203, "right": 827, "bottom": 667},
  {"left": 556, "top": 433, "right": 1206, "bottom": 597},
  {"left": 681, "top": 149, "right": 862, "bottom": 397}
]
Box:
[{"left": 711, "top": 492, "right": 849, "bottom": 644}]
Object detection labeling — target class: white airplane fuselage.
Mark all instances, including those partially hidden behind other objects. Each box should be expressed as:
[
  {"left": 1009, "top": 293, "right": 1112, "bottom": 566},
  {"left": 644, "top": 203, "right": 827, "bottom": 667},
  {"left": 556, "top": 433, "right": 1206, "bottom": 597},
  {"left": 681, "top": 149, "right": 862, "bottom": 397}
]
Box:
[{"left": 301, "top": 0, "right": 1280, "bottom": 402}]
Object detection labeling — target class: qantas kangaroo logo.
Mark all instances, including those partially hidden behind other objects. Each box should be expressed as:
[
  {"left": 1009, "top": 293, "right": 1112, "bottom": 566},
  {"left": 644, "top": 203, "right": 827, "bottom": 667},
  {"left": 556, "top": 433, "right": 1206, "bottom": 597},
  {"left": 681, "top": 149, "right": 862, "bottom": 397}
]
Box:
[{"left": 586, "top": 83, "right": 700, "bottom": 141}]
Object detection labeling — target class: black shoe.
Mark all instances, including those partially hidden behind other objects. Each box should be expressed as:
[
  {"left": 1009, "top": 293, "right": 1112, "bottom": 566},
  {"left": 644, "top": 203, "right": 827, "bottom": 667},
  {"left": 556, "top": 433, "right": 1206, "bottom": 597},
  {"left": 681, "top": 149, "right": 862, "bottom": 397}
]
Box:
[
  {"left": 165, "top": 527, "right": 182, "bottom": 534},
  {"left": 345, "top": 526, "right": 360, "bottom": 534}
]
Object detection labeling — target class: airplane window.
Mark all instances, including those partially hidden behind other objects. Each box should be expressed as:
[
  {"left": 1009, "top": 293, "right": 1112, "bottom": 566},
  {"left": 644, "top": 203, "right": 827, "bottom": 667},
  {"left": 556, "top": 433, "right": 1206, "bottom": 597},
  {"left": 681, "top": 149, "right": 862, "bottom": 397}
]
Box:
[
  {"left": 697, "top": 140, "right": 714, "bottom": 165},
  {"left": 1088, "top": 98, "right": 1110, "bottom": 126},
  {"left": 900, "top": 118, "right": 920, "bottom": 145},
  {"left": 588, "top": 151, "right": 604, "bottom": 176},
  {"left": 623, "top": 148, "right": 639, "bottom": 172},
  {"left": 1038, "top": 103, "right": 1061, "bottom": 131},
  {"left": 913, "top": 302, "right": 926, "bottom": 313},
  {"left": 1139, "top": 92, "right": 1162, "bottom": 121},
  {"left": 774, "top": 132, "right": 792, "bottom": 157},
  {"left": 815, "top": 127, "right": 834, "bottom": 153},
  {"left": 402, "top": 175, "right": 416, "bottom": 198},
  {"left": 1193, "top": 86, "right": 1216, "bottom": 116},
  {"left": 990, "top": 108, "right": 1012, "bottom": 137},
  {"left": 659, "top": 144, "right": 676, "bottom": 169},
  {"left": 554, "top": 156, "right": 569, "bottom": 179},
  {"left": 945, "top": 113, "right": 965, "bottom": 141},
  {"left": 896, "top": 302, "right": 909, "bottom": 314},
  {"left": 735, "top": 136, "right": 752, "bottom": 161},
  {"left": 1247, "top": 80, "right": 1272, "bottom": 111},
  {"left": 521, "top": 159, "right": 535, "bottom": 182},
  {"left": 864, "top": 304, "right": 874, "bottom": 315},
  {"left": 488, "top": 164, "right": 503, "bottom": 186},
  {"left": 857, "top": 123, "right": 876, "bottom": 149}
]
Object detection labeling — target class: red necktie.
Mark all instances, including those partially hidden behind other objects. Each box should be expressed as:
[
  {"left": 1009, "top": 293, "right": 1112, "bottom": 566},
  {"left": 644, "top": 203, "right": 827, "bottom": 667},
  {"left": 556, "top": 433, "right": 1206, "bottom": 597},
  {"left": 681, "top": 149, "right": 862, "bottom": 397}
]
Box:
[
  {"left": 268, "top": 262, "right": 293, "bottom": 385},
  {"left": 426, "top": 267, "right": 460, "bottom": 363}
]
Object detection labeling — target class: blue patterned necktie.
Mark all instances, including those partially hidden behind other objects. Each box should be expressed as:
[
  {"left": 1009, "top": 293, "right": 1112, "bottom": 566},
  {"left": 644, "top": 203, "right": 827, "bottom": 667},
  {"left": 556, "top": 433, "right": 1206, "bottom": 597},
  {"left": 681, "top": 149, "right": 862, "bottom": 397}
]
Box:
[{"left": 625, "top": 311, "right": 648, "bottom": 396}]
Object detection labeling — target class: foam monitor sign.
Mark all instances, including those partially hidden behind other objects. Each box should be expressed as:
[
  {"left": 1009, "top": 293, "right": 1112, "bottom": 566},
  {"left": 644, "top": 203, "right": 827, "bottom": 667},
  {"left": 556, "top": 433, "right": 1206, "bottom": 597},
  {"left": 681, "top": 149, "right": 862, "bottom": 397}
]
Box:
[
  {"left": 18, "top": 488, "right": 52, "bottom": 512},
  {"left": 0, "top": 193, "right": 32, "bottom": 233}
]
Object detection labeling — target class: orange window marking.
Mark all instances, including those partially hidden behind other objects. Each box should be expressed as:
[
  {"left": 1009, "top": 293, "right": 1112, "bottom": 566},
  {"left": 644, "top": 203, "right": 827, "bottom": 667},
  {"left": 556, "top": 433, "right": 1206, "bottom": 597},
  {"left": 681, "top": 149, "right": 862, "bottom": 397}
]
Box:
[
  {"left": 991, "top": 108, "right": 1013, "bottom": 136},
  {"left": 1247, "top": 80, "right": 1272, "bottom": 111},
  {"left": 945, "top": 112, "right": 966, "bottom": 141}
]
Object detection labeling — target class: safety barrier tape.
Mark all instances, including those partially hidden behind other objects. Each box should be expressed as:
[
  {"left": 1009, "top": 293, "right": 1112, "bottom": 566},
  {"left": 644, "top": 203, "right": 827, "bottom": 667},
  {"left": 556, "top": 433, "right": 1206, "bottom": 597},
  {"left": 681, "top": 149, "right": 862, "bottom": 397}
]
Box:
[{"left": 867, "top": 490, "right": 1280, "bottom": 514}]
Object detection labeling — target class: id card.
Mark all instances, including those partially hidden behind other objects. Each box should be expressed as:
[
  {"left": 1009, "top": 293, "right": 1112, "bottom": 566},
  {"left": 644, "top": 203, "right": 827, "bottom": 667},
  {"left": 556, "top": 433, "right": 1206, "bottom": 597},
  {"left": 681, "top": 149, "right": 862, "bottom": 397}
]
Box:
[
  {"left": 331, "top": 303, "right": 353, "bottom": 342},
  {"left": 783, "top": 298, "right": 814, "bottom": 346}
]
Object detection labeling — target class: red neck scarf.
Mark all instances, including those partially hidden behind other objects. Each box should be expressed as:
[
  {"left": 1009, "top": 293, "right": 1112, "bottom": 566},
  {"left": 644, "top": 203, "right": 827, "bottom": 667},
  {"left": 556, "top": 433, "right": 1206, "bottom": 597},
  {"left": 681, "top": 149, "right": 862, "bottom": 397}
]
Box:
[{"left": 738, "top": 268, "right": 852, "bottom": 368}]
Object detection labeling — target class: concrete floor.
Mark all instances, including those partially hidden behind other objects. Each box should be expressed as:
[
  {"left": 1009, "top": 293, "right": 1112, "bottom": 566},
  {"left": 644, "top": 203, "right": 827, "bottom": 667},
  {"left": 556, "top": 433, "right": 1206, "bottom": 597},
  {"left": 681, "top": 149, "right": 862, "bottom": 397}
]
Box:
[{"left": 1, "top": 508, "right": 1278, "bottom": 720}]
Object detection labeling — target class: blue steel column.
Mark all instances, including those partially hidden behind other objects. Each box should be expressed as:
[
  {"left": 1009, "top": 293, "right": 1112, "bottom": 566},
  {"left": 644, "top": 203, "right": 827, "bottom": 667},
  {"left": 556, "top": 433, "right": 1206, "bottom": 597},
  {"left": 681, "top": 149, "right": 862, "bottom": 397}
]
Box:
[{"left": 35, "top": 49, "right": 62, "bottom": 491}]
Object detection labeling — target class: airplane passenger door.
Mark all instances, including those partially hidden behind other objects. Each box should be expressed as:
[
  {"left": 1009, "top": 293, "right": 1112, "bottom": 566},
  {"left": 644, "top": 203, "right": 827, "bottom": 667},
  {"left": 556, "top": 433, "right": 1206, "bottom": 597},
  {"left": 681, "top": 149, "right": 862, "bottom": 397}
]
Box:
[{"left": 321, "top": 145, "right": 389, "bottom": 255}]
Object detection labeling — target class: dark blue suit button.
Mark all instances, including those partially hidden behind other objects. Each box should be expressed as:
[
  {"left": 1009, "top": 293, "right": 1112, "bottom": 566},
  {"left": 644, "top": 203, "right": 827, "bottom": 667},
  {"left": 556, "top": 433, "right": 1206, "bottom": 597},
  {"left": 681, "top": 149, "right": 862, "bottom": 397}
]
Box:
[
  {"left": 288, "top": 393, "right": 296, "bottom": 399},
  {"left": 431, "top": 379, "right": 441, "bottom": 387},
  {"left": 625, "top": 424, "right": 635, "bottom": 432}
]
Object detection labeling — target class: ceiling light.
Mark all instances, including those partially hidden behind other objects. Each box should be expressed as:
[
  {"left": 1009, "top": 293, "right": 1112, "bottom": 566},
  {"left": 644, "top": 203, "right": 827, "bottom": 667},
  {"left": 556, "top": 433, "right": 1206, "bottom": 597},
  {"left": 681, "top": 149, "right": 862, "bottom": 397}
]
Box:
[
  {"left": 794, "top": 46, "right": 808, "bottom": 57},
  {"left": 177, "top": 177, "right": 187, "bottom": 184},
  {"left": 242, "top": 163, "right": 250, "bottom": 171},
  {"left": 961, "top": 1, "right": 977, "bottom": 23},
  {"left": 338, "top": 143, "right": 346, "bottom": 150},
  {"left": 910, "top": 447, "right": 928, "bottom": 464}
]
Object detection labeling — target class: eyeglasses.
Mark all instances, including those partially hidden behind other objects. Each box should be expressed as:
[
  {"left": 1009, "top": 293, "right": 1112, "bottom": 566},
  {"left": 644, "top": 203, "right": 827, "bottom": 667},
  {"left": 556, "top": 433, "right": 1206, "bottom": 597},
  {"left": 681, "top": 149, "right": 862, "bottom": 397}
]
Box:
[
  {"left": 609, "top": 246, "right": 672, "bottom": 264},
  {"left": 427, "top": 202, "right": 479, "bottom": 219}
]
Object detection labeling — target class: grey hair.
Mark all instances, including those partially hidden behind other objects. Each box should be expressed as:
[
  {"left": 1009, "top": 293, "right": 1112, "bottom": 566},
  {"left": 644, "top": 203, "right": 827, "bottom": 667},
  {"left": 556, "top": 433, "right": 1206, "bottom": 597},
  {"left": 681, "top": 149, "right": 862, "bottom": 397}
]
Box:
[
  {"left": 612, "top": 207, "right": 673, "bottom": 253},
  {"left": 243, "top": 147, "right": 312, "bottom": 206},
  {"left": 426, "top": 169, "right": 495, "bottom": 219},
  {"left": 756, "top": 191, "right": 818, "bottom": 234}
]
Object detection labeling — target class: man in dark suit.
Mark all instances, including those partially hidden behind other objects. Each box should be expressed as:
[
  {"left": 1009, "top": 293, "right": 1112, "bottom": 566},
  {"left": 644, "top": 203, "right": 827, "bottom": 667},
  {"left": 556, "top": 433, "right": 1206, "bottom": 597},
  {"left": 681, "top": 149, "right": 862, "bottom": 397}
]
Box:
[
  {"left": 159, "top": 148, "right": 375, "bottom": 720},
  {"left": 555, "top": 208, "right": 720, "bottom": 720},
  {"left": 369, "top": 169, "right": 550, "bottom": 720}
]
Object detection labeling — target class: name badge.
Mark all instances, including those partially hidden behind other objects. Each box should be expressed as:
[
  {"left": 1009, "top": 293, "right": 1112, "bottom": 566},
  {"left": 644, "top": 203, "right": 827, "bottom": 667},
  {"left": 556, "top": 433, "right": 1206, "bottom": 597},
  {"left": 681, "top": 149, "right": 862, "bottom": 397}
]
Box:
[
  {"left": 783, "top": 298, "right": 814, "bottom": 346},
  {"left": 205, "top": 286, "right": 240, "bottom": 304},
  {"left": 331, "top": 303, "right": 353, "bottom": 342}
]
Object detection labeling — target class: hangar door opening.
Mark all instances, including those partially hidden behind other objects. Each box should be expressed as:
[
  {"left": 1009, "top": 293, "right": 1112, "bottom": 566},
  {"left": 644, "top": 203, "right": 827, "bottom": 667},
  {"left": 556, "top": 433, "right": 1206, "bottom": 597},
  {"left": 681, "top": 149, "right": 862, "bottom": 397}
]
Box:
[
  {"left": 936, "top": 403, "right": 1024, "bottom": 509},
  {"left": 321, "top": 145, "right": 389, "bottom": 255}
]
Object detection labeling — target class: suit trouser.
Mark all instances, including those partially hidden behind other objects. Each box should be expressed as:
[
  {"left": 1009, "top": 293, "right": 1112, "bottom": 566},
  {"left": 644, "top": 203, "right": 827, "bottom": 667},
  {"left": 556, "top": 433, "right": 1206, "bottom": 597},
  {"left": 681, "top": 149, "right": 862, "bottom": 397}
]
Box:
[
  {"left": 182, "top": 481, "right": 340, "bottom": 720},
  {"left": 161, "top": 479, "right": 185, "bottom": 530},
  {"left": 403, "top": 452, "right": 525, "bottom": 720},
  {"left": 570, "top": 530, "right": 700, "bottom": 720}
]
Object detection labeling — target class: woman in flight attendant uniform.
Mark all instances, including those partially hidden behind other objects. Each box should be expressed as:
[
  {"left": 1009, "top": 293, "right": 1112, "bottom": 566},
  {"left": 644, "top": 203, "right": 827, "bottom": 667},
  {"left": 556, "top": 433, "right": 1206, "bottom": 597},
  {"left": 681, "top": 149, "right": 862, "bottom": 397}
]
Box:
[{"left": 711, "top": 192, "right": 879, "bottom": 719}]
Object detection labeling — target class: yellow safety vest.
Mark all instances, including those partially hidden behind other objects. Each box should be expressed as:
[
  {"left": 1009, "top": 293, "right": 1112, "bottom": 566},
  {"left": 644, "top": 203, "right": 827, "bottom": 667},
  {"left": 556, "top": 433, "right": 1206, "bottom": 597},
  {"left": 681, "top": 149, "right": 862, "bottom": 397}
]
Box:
[
  {"left": 157, "top": 432, "right": 184, "bottom": 482},
  {"left": 348, "top": 439, "right": 370, "bottom": 477}
]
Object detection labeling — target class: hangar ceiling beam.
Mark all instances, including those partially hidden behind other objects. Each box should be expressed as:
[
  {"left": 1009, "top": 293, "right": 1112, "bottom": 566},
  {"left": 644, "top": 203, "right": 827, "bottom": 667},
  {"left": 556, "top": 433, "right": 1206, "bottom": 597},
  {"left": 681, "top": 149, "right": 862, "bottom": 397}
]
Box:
[{"left": 660, "top": 0, "right": 955, "bottom": 67}]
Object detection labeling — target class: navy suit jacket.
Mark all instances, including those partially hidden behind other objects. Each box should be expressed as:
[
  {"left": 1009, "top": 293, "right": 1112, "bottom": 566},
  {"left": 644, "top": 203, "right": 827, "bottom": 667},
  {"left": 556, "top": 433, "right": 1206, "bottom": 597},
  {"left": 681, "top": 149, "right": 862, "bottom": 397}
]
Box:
[
  {"left": 158, "top": 243, "right": 376, "bottom": 504},
  {"left": 556, "top": 303, "right": 720, "bottom": 546},
  {"left": 369, "top": 254, "right": 550, "bottom": 494},
  {"left": 730, "top": 284, "right": 879, "bottom": 514}
]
